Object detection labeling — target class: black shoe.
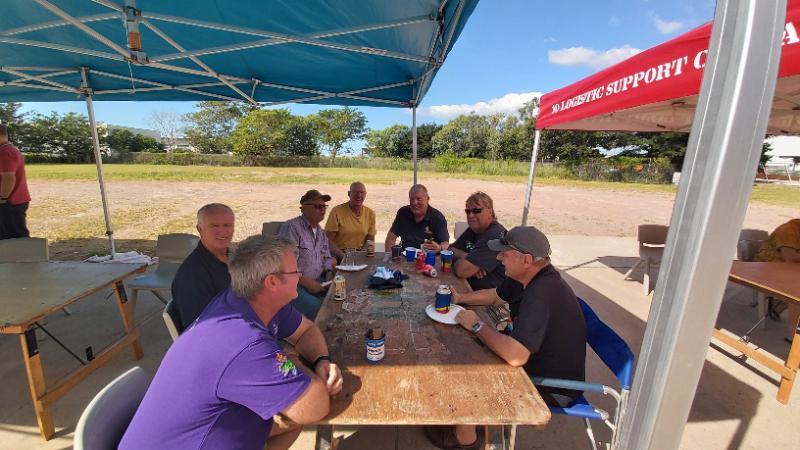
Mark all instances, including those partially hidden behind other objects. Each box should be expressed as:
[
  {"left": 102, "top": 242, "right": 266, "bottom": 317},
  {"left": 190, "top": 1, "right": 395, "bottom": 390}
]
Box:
[{"left": 423, "top": 426, "right": 483, "bottom": 450}]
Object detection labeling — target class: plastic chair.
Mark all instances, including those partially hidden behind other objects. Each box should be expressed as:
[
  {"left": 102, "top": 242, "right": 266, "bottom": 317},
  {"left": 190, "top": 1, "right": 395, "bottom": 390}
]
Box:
[
  {"left": 532, "top": 298, "right": 634, "bottom": 450},
  {"left": 262, "top": 221, "right": 284, "bottom": 236},
  {"left": 454, "top": 221, "right": 468, "bottom": 240},
  {"left": 128, "top": 233, "right": 198, "bottom": 306},
  {"left": 0, "top": 237, "right": 49, "bottom": 262},
  {"left": 736, "top": 228, "right": 768, "bottom": 262},
  {"left": 162, "top": 299, "right": 183, "bottom": 341},
  {"left": 73, "top": 366, "right": 150, "bottom": 450},
  {"left": 623, "top": 224, "right": 668, "bottom": 295}
]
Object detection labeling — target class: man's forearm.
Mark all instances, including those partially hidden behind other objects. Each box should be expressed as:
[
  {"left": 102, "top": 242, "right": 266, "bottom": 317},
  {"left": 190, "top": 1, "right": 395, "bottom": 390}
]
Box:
[
  {"left": 459, "top": 288, "right": 503, "bottom": 306},
  {"left": 475, "top": 327, "right": 530, "bottom": 367},
  {"left": 294, "top": 324, "right": 330, "bottom": 363}
]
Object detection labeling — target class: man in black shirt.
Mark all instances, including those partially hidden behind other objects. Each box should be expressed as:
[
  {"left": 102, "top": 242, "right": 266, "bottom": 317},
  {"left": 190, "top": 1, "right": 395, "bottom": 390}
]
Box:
[
  {"left": 426, "top": 226, "right": 586, "bottom": 450},
  {"left": 450, "top": 192, "right": 507, "bottom": 290},
  {"left": 384, "top": 184, "right": 449, "bottom": 252},
  {"left": 171, "top": 203, "right": 234, "bottom": 331}
]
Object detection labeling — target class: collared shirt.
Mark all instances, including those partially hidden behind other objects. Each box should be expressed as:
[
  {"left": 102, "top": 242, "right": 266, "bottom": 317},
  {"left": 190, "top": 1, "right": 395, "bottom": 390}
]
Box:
[
  {"left": 171, "top": 241, "right": 231, "bottom": 330},
  {"left": 278, "top": 215, "right": 335, "bottom": 280},
  {"left": 119, "top": 288, "right": 309, "bottom": 450},
  {"left": 756, "top": 219, "right": 800, "bottom": 262},
  {"left": 0, "top": 142, "right": 30, "bottom": 205},
  {"left": 324, "top": 202, "right": 376, "bottom": 250},
  {"left": 507, "top": 264, "right": 586, "bottom": 406},
  {"left": 388, "top": 205, "right": 449, "bottom": 249},
  {"left": 451, "top": 221, "right": 508, "bottom": 290}
]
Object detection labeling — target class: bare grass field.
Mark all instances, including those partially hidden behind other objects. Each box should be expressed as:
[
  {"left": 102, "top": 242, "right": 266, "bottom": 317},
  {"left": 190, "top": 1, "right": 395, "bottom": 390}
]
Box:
[{"left": 25, "top": 164, "right": 799, "bottom": 260}]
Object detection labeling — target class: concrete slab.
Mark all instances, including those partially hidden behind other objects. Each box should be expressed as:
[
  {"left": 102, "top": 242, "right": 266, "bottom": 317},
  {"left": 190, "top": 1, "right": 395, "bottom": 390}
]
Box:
[{"left": 0, "top": 236, "right": 797, "bottom": 449}]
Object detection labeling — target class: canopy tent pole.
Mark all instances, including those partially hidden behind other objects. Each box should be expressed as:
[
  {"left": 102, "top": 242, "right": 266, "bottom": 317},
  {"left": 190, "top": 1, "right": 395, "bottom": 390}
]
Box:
[
  {"left": 412, "top": 105, "right": 418, "bottom": 185},
  {"left": 80, "top": 67, "right": 116, "bottom": 257},
  {"left": 521, "top": 129, "right": 541, "bottom": 226},
  {"left": 617, "top": 1, "right": 785, "bottom": 449}
]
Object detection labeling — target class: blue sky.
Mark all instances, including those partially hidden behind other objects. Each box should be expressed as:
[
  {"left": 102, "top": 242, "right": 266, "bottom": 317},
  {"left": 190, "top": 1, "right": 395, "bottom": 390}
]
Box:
[{"left": 19, "top": 1, "right": 716, "bottom": 138}]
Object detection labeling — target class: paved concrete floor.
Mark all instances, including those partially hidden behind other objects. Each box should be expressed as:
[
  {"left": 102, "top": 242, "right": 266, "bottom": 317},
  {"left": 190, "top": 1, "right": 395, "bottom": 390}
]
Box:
[{"left": 0, "top": 236, "right": 797, "bottom": 449}]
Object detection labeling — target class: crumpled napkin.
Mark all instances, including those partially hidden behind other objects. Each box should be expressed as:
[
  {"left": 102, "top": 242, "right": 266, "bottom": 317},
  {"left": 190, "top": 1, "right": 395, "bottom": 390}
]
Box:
[
  {"left": 368, "top": 266, "right": 409, "bottom": 290},
  {"left": 85, "top": 251, "right": 156, "bottom": 265}
]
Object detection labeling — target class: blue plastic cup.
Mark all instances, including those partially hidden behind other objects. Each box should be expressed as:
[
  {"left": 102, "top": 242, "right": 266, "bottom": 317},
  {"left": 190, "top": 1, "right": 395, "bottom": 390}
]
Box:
[{"left": 405, "top": 247, "right": 416, "bottom": 262}]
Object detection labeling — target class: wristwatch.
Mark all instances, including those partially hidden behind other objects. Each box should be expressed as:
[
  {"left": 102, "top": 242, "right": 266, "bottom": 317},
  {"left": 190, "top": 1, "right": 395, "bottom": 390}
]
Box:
[{"left": 471, "top": 321, "right": 485, "bottom": 334}]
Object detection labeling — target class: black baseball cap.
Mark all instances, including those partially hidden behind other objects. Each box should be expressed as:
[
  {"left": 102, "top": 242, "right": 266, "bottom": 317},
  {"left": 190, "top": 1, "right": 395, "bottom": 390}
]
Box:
[{"left": 488, "top": 226, "right": 551, "bottom": 257}]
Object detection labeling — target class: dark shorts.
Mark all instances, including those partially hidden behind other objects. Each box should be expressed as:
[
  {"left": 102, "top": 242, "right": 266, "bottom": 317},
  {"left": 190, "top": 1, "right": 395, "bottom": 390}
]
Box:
[{"left": 0, "top": 202, "right": 29, "bottom": 240}]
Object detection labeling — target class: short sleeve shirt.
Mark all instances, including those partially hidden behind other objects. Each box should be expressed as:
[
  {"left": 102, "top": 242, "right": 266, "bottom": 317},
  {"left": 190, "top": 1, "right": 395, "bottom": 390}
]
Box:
[
  {"left": 507, "top": 265, "right": 586, "bottom": 404},
  {"left": 451, "top": 222, "right": 507, "bottom": 290},
  {"left": 171, "top": 241, "right": 231, "bottom": 330},
  {"left": 756, "top": 219, "right": 800, "bottom": 262},
  {"left": 278, "top": 215, "right": 335, "bottom": 280},
  {"left": 0, "top": 143, "right": 30, "bottom": 205},
  {"left": 324, "top": 203, "right": 376, "bottom": 250},
  {"left": 119, "top": 288, "right": 310, "bottom": 450},
  {"left": 389, "top": 205, "right": 449, "bottom": 249}
]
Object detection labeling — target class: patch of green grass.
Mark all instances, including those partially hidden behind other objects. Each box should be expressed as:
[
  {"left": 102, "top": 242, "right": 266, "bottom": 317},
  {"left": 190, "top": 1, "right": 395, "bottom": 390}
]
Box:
[{"left": 749, "top": 184, "right": 800, "bottom": 207}]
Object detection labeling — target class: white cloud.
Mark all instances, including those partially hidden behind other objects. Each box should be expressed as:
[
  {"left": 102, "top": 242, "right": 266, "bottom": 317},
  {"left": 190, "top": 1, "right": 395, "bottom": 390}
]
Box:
[
  {"left": 548, "top": 45, "right": 641, "bottom": 69},
  {"left": 608, "top": 16, "right": 621, "bottom": 26},
  {"left": 418, "top": 92, "right": 541, "bottom": 120},
  {"left": 654, "top": 17, "right": 684, "bottom": 34},
  {"left": 543, "top": 36, "right": 557, "bottom": 43}
]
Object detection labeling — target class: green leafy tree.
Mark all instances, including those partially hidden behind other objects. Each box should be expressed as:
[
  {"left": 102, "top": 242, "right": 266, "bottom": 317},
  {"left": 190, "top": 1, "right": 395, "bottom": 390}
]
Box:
[
  {"left": 184, "top": 101, "right": 252, "bottom": 154},
  {"left": 309, "top": 107, "right": 367, "bottom": 164},
  {"left": 0, "top": 103, "right": 24, "bottom": 137},
  {"left": 431, "top": 114, "right": 495, "bottom": 158},
  {"left": 106, "top": 128, "right": 164, "bottom": 153},
  {"left": 16, "top": 112, "right": 95, "bottom": 162},
  {"left": 231, "top": 109, "right": 318, "bottom": 158}
]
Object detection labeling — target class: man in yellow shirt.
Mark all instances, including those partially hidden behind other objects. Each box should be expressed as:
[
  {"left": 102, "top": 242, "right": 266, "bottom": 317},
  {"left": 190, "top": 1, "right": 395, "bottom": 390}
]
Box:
[
  {"left": 755, "top": 218, "right": 800, "bottom": 342},
  {"left": 325, "top": 182, "right": 376, "bottom": 260}
]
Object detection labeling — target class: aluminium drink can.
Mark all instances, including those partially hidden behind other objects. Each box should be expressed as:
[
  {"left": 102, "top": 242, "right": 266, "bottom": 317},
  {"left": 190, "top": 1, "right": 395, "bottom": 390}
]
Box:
[
  {"left": 422, "top": 264, "right": 438, "bottom": 278},
  {"left": 435, "top": 284, "right": 452, "bottom": 313},
  {"left": 333, "top": 274, "right": 346, "bottom": 301}
]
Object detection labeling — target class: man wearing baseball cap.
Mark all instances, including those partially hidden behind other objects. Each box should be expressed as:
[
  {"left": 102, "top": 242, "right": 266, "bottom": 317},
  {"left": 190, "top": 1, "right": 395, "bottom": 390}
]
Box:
[
  {"left": 277, "top": 189, "right": 337, "bottom": 319},
  {"left": 425, "top": 226, "right": 586, "bottom": 450}
]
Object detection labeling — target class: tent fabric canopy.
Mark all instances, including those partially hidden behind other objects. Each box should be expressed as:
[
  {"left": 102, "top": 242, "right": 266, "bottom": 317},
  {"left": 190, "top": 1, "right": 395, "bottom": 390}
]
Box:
[
  {"left": 0, "top": 0, "right": 478, "bottom": 107},
  {"left": 537, "top": 0, "right": 800, "bottom": 134}
]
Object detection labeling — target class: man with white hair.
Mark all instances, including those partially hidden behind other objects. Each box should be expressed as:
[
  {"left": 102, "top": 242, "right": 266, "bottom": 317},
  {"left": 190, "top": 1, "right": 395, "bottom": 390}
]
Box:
[{"left": 121, "top": 235, "right": 342, "bottom": 450}]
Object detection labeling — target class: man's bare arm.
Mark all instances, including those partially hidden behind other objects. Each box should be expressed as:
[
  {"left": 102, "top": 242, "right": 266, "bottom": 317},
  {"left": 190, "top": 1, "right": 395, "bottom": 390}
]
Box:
[{"left": 779, "top": 246, "right": 800, "bottom": 263}]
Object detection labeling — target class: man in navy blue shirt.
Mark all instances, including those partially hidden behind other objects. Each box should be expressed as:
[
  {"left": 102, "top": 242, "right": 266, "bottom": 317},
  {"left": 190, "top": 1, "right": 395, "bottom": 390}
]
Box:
[
  {"left": 171, "top": 203, "right": 235, "bottom": 330},
  {"left": 384, "top": 184, "right": 449, "bottom": 252},
  {"left": 450, "top": 192, "right": 508, "bottom": 290}
]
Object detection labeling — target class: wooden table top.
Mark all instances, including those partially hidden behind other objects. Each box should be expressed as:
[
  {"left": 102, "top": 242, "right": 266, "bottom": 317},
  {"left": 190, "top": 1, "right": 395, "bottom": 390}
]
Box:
[
  {"left": 729, "top": 261, "right": 800, "bottom": 305},
  {"left": 0, "top": 261, "right": 145, "bottom": 334},
  {"left": 316, "top": 252, "right": 550, "bottom": 426}
]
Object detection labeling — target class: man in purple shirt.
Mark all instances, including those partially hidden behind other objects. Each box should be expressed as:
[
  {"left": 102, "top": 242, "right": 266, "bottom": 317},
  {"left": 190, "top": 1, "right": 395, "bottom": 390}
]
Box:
[
  {"left": 277, "top": 189, "right": 337, "bottom": 319},
  {"left": 120, "top": 235, "right": 343, "bottom": 450}
]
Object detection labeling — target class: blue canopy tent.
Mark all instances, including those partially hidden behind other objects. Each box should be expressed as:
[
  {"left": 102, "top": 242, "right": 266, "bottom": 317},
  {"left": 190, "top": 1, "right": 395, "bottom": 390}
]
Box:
[{"left": 0, "top": 0, "right": 479, "bottom": 253}]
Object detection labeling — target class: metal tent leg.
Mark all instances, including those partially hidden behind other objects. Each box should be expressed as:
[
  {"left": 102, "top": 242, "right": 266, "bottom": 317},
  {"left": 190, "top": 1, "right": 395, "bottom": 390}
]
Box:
[
  {"left": 521, "top": 129, "right": 541, "bottom": 226},
  {"left": 412, "top": 105, "right": 418, "bottom": 185}
]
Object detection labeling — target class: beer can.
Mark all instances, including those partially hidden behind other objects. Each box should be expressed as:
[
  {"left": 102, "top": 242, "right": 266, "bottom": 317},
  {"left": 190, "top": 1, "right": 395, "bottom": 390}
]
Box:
[
  {"left": 440, "top": 250, "right": 454, "bottom": 272},
  {"left": 333, "top": 274, "right": 346, "bottom": 301},
  {"left": 425, "top": 249, "right": 436, "bottom": 266},
  {"left": 415, "top": 250, "right": 426, "bottom": 270},
  {"left": 391, "top": 245, "right": 403, "bottom": 260},
  {"left": 365, "top": 327, "right": 385, "bottom": 363},
  {"left": 435, "top": 285, "right": 452, "bottom": 313},
  {"left": 365, "top": 240, "right": 375, "bottom": 256},
  {"left": 422, "top": 264, "right": 438, "bottom": 278}
]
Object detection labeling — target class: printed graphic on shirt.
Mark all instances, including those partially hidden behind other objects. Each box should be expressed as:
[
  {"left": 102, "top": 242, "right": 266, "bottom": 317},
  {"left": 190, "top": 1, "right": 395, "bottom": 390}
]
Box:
[{"left": 275, "top": 352, "right": 299, "bottom": 377}]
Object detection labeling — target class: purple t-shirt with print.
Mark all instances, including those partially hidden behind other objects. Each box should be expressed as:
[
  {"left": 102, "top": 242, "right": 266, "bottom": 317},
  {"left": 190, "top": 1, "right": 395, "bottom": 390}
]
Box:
[{"left": 119, "top": 288, "right": 310, "bottom": 450}]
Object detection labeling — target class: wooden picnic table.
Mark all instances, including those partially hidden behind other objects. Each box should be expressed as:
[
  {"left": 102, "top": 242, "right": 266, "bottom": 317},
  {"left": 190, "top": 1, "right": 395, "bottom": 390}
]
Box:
[
  {"left": 0, "top": 261, "right": 145, "bottom": 440},
  {"left": 712, "top": 261, "right": 800, "bottom": 404},
  {"left": 314, "top": 252, "right": 549, "bottom": 449}
]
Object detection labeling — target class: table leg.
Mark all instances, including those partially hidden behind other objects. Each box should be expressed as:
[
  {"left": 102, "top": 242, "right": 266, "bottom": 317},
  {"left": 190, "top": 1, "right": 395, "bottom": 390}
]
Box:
[
  {"left": 486, "top": 425, "right": 510, "bottom": 449},
  {"left": 315, "top": 425, "right": 335, "bottom": 450},
  {"left": 19, "top": 328, "right": 55, "bottom": 440},
  {"left": 113, "top": 281, "right": 143, "bottom": 360},
  {"left": 777, "top": 314, "right": 800, "bottom": 404}
]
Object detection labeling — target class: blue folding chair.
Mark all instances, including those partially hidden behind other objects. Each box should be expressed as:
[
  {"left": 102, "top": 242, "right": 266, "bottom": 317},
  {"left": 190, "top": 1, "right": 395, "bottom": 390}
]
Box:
[{"left": 532, "top": 298, "right": 635, "bottom": 450}]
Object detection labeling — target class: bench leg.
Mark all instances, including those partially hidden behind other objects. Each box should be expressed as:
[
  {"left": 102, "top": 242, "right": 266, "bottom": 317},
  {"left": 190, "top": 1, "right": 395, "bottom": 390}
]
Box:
[
  {"left": 20, "top": 329, "right": 55, "bottom": 440},
  {"left": 777, "top": 314, "right": 800, "bottom": 403},
  {"left": 315, "top": 425, "right": 335, "bottom": 450},
  {"left": 114, "top": 281, "right": 143, "bottom": 360}
]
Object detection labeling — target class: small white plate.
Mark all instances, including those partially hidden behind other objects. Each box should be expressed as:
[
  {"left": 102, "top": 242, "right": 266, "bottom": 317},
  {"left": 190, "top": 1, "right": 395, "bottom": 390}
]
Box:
[
  {"left": 337, "top": 264, "right": 368, "bottom": 272},
  {"left": 425, "top": 304, "right": 465, "bottom": 325}
]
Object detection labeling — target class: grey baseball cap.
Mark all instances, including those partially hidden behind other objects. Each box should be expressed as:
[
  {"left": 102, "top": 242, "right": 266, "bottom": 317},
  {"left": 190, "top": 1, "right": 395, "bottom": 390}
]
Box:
[{"left": 488, "top": 226, "right": 551, "bottom": 257}]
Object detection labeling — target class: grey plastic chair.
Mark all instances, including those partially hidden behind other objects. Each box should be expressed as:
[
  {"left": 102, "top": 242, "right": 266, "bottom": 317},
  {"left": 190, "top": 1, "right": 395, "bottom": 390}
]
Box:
[
  {"left": 624, "top": 224, "right": 668, "bottom": 295},
  {"left": 128, "top": 233, "right": 198, "bottom": 306},
  {"left": 736, "top": 228, "right": 769, "bottom": 262},
  {"left": 454, "top": 221, "right": 468, "bottom": 240},
  {"left": 0, "top": 237, "right": 49, "bottom": 262},
  {"left": 73, "top": 366, "right": 150, "bottom": 450},
  {"left": 261, "top": 221, "right": 284, "bottom": 236},
  {"left": 162, "top": 299, "right": 182, "bottom": 341}
]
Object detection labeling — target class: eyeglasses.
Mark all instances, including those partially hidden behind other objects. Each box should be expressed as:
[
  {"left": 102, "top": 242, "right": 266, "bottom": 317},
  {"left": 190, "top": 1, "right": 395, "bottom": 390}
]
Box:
[
  {"left": 464, "top": 208, "right": 484, "bottom": 215},
  {"left": 268, "top": 270, "right": 302, "bottom": 276},
  {"left": 303, "top": 203, "right": 328, "bottom": 210}
]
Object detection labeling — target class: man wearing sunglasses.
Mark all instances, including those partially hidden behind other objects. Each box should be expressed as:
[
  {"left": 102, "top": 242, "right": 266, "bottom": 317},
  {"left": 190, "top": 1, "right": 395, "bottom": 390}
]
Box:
[
  {"left": 121, "top": 235, "right": 342, "bottom": 450},
  {"left": 385, "top": 184, "right": 449, "bottom": 252},
  {"left": 449, "top": 192, "right": 508, "bottom": 290},
  {"left": 277, "top": 189, "right": 337, "bottom": 319},
  {"left": 426, "top": 226, "right": 586, "bottom": 450}
]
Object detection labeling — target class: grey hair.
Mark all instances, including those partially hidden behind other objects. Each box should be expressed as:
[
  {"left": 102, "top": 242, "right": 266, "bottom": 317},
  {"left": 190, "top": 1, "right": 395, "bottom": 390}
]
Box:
[
  {"left": 229, "top": 235, "right": 296, "bottom": 300},
  {"left": 349, "top": 181, "right": 366, "bottom": 192},
  {"left": 196, "top": 203, "right": 233, "bottom": 225},
  {"left": 408, "top": 184, "right": 429, "bottom": 197}
]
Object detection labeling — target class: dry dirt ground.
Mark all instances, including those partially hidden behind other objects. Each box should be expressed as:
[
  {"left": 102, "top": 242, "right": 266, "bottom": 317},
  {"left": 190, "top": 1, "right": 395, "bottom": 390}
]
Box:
[{"left": 27, "top": 178, "right": 797, "bottom": 259}]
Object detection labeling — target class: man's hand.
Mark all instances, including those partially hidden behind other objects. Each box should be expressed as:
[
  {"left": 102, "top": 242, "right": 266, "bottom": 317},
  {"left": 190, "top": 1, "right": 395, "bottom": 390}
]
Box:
[
  {"left": 474, "top": 269, "right": 488, "bottom": 279},
  {"left": 422, "top": 240, "right": 441, "bottom": 252},
  {"left": 450, "top": 285, "right": 464, "bottom": 304},
  {"left": 314, "top": 360, "right": 343, "bottom": 395},
  {"left": 455, "top": 309, "right": 480, "bottom": 331},
  {"left": 309, "top": 279, "right": 326, "bottom": 294}
]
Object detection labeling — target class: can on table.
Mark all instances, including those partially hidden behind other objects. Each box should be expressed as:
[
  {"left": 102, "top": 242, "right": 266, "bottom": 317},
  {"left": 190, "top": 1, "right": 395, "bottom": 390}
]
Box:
[
  {"left": 435, "top": 285, "right": 452, "bottom": 313},
  {"left": 333, "top": 274, "right": 346, "bottom": 300},
  {"left": 440, "top": 250, "right": 454, "bottom": 272},
  {"left": 365, "top": 327, "right": 385, "bottom": 363},
  {"left": 425, "top": 249, "right": 436, "bottom": 266},
  {"left": 422, "top": 264, "right": 438, "bottom": 278},
  {"left": 365, "top": 240, "right": 375, "bottom": 256},
  {"left": 391, "top": 244, "right": 403, "bottom": 260},
  {"left": 415, "top": 250, "right": 426, "bottom": 270}
]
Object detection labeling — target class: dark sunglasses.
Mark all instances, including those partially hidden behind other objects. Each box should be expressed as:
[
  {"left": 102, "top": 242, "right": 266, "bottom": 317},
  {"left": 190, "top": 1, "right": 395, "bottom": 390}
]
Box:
[
  {"left": 464, "top": 207, "right": 484, "bottom": 215},
  {"left": 303, "top": 203, "right": 328, "bottom": 210},
  {"left": 499, "top": 234, "right": 528, "bottom": 254}
]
